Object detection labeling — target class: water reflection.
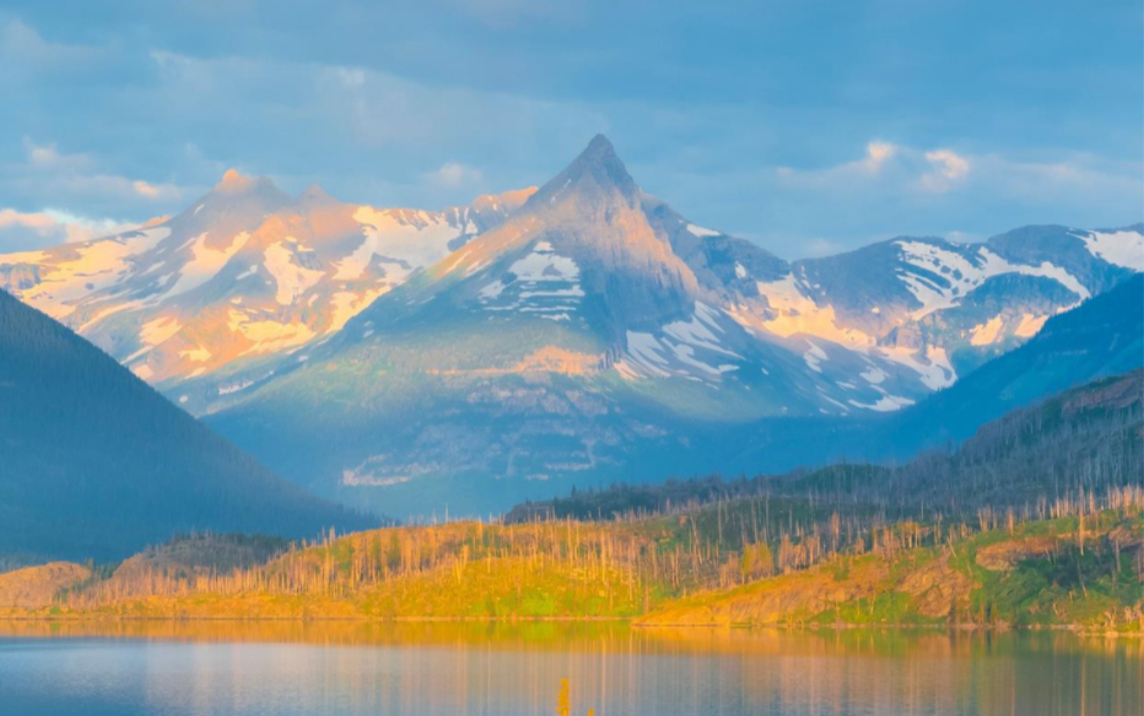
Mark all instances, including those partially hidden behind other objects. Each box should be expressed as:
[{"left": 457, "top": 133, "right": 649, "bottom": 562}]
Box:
[{"left": 0, "top": 621, "right": 1139, "bottom": 715}]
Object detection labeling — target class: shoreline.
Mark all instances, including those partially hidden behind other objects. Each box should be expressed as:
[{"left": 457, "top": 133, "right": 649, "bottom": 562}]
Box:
[{"left": 1, "top": 614, "right": 1139, "bottom": 637}]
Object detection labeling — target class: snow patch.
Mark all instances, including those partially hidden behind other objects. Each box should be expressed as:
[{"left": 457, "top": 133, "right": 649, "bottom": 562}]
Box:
[
  {"left": 1077, "top": 230, "right": 1144, "bottom": 271},
  {"left": 479, "top": 241, "right": 583, "bottom": 317},
  {"left": 662, "top": 306, "right": 741, "bottom": 358},
  {"left": 742, "top": 274, "right": 875, "bottom": 349},
  {"left": 879, "top": 345, "right": 956, "bottom": 390},
  {"left": 896, "top": 240, "right": 1089, "bottom": 318},
  {"left": 264, "top": 241, "right": 325, "bottom": 305},
  {"left": 803, "top": 340, "right": 828, "bottom": 373},
  {"left": 179, "top": 345, "right": 212, "bottom": 362},
  {"left": 1014, "top": 313, "right": 1049, "bottom": 338},
  {"left": 969, "top": 315, "right": 1005, "bottom": 346},
  {"left": 860, "top": 365, "right": 887, "bottom": 385},
  {"left": 344, "top": 205, "right": 469, "bottom": 281},
  {"left": 164, "top": 231, "right": 249, "bottom": 300},
  {"left": 848, "top": 394, "right": 916, "bottom": 412}
]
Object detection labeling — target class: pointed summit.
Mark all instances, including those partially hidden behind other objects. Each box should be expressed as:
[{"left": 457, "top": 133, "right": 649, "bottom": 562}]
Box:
[
  {"left": 205, "top": 168, "right": 290, "bottom": 205},
  {"left": 213, "top": 168, "right": 286, "bottom": 199},
  {"left": 530, "top": 134, "right": 638, "bottom": 206},
  {"left": 177, "top": 169, "right": 292, "bottom": 226},
  {"left": 581, "top": 133, "right": 618, "bottom": 161},
  {"left": 215, "top": 168, "right": 256, "bottom": 193}
]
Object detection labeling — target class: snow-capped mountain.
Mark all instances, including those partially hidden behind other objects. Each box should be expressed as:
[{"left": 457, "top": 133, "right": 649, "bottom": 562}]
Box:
[
  {"left": 191, "top": 136, "right": 1142, "bottom": 516},
  {"left": 648, "top": 201, "right": 1141, "bottom": 408},
  {"left": 0, "top": 170, "right": 534, "bottom": 396},
  {"left": 1, "top": 135, "right": 1139, "bottom": 515}
]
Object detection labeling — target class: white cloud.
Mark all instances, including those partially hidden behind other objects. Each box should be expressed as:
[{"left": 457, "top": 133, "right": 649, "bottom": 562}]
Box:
[
  {"left": 335, "top": 67, "right": 366, "bottom": 88},
  {"left": 946, "top": 230, "right": 986, "bottom": 244},
  {"left": 776, "top": 140, "right": 976, "bottom": 195},
  {"left": 804, "top": 237, "right": 845, "bottom": 257},
  {"left": 921, "top": 149, "right": 970, "bottom": 192},
  {"left": 425, "top": 160, "right": 484, "bottom": 189},
  {"left": 0, "top": 208, "right": 144, "bottom": 250},
  {"left": 133, "top": 180, "right": 162, "bottom": 198},
  {"left": 14, "top": 137, "right": 182, "bottom": 203},
  {"left": 696, "top": 139, "right": 1142, "bottom": 259},
  {"left": 22, "top": 138, "right": 90, "bottom": 170},
  {"left": 776, "top": 139, "right": 903, "bottom": 188},
  {"left": 863, "top": 141, "right": 897, "bottom": 173},
  {"left": 970, "top": 152, "right": 1142, "bottom": 204},
  {"left": 0, "top": 19, "right": 99, "bottom": 73}
]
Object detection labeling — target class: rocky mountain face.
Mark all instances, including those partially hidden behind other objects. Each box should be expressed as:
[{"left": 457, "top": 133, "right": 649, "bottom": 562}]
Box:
[{"left": 1, "top": 135, "right": 1139, "bottom": 517}]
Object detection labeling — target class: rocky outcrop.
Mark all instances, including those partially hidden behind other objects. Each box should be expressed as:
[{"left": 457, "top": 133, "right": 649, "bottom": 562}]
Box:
[{"left": 898, "top": 556, "right": 975, "bottom": 618}]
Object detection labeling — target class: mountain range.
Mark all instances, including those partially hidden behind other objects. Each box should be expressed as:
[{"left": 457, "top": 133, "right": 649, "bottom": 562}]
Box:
[
  {"left": 728, "top": 272, "right": 1144, "bottom": 474},
  {"left": 1, "top": 135, "right": 1140, "bottom": 517}
]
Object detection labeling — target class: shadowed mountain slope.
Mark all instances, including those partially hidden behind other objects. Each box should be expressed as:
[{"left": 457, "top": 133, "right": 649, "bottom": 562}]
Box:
[{"left": 0, "top": 289, "right": 374, "bottom": 563}]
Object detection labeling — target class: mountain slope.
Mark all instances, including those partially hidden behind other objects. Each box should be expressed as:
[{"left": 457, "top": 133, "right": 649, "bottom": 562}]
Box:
[
  {"left": 0, "top": 289, "right": 373, "bottom": 563},
  {"left": 872, "top": 270, "right": 1144, "bottom": 456}
]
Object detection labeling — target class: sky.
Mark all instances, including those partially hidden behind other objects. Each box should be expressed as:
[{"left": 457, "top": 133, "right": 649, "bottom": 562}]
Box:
[{"left": 1, "top": 0, "right": 1141, "bottom": 258}]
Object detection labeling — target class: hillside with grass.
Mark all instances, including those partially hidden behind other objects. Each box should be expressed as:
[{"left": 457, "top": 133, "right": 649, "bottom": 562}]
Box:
[
  {"left": 3, "top": 487, "right": 1140, "bottom": 632},
  {"left": 639, "top": 506, "right": 1143, "bottom": 632}
]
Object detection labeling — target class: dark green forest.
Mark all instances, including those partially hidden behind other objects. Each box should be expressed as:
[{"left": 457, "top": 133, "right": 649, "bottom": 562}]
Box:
[{"left": 508, "top": 370, "right": 1142, "bottom": 526}]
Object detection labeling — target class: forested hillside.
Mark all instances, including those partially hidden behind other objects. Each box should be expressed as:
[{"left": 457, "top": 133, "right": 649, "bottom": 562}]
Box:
[
  {"left": 0, "top": 290, "right": 374, "bottom": 563},
  {"left": 508, "top": 370, "right": 1142, "bottom": 523},
  {"left": 3, "top": 372, "right": 1140, "bottom": 631}
]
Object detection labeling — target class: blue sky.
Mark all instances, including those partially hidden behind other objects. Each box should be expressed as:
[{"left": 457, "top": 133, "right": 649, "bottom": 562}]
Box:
[{"left": 1, "top": 0, "right": 1141, "bottom": 258}]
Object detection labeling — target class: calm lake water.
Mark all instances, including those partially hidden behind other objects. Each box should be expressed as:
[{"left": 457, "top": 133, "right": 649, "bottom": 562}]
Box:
[{"left": 0, "top": 621, "right": 1139, "bottom": 715}]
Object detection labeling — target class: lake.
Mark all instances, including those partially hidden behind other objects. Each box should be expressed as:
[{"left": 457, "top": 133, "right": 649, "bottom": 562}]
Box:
[{"left": 0, "top": 621, "right": 1139, "bottom": 715}]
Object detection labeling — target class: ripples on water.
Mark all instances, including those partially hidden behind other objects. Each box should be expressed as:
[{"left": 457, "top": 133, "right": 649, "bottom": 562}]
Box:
[{"left": 0, "top": 621, "right": 1139, "bottom": 715}]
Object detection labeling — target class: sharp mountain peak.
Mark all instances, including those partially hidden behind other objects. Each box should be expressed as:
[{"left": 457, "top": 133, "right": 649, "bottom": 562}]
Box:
[
  {"left": 178, "top": 170, "right": 298, "bottom": 225},
  {"left": 296, "top": 183, "right": 339, "bottom": 208},
  {"left": 213, "top": 168, "right": 280, "bottom": 195},
  {"left": 529, "top": 134, "right": 638, "bottom": 207}
]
